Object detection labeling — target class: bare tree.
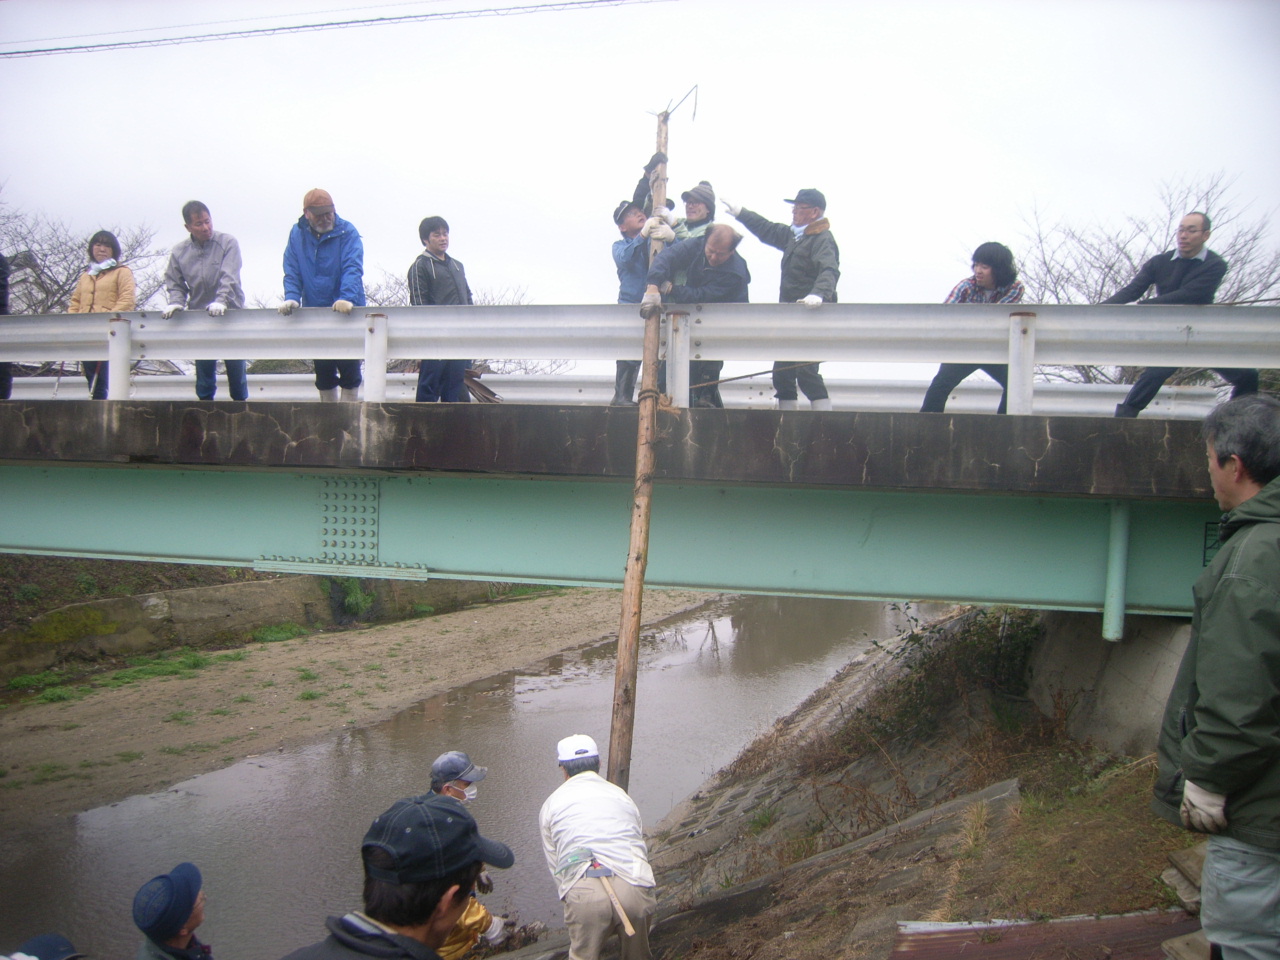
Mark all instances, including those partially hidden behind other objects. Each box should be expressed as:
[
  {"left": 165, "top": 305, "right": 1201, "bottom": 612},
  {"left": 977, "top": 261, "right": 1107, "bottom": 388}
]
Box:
[
  {"left": 1019, "top": 173, "right": 1280, "bottom": 386},
  {"left": 0, "top": 193, "right": 168, "bottom": 313}
]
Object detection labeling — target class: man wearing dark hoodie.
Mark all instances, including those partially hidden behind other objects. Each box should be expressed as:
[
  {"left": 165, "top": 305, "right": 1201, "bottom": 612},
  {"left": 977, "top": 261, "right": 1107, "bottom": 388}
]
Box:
[
  {"left": 408, "top": 216, "right": 474, "bottom": 403},
  {"left": 1152, "top": 394, "right": 1280, "bottom": 958},
  {"left": 722, "top": 189, "right": 839, "bottom": 410},
  {"left": 281, "top": 793, "right": 514, "bottom": 960}
]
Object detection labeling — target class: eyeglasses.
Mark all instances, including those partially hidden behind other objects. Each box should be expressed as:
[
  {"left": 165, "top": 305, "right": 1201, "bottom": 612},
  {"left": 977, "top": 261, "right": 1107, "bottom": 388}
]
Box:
[
  {"left": 307, "top": 207, "right": 336, "bottom": 218},
  {"left": 1176, "top": 226, "right": 1203, "bottom": 235}
]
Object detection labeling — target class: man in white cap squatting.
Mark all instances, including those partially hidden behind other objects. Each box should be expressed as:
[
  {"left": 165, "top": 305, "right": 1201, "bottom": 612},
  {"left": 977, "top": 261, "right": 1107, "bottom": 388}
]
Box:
[
  {"left": 539, "top": 734, "right": 656, "bottom": 960},
  {"left": 131, "top": 861, "right": 211, "bottom": 960}
]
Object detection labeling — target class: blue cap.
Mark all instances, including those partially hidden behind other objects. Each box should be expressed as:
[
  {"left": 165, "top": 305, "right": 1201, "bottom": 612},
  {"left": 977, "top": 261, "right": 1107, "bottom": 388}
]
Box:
[{"left": 132, "top": 861, "right": 202, "bottom": 943}]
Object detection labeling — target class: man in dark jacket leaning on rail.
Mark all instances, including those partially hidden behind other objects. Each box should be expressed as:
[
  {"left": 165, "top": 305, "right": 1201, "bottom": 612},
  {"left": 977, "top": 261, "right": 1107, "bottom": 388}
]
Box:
[
  {"left": 1103, "top": 211, "right": 1256, "bottom": 418},
  {"left": 1152, "top": 395, "right": 1280, "bottom": 958},
  {"left": 720, "top": 188, "right": 839, "bottom": 410},
  {"left": 642, "top": 223, "right": 750, "bottom": 407}
]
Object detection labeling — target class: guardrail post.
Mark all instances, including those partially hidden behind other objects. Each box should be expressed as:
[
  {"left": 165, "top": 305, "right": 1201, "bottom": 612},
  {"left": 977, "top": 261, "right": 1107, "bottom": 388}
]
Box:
[
  {"left": 1102, "top": 500, "right": 1131, "bottom": 641},
  {"left": 665, "top": 310, "right": 690, "bottom": 408},
  {"left": 107, "top": 316, "right": 131, "bottom": 399},
  {"left": 1007, "top": 311, "right": 1036, "bottom": 415},
  {"left": 364, "top": 312, "right": 389, "bottom": 402}
]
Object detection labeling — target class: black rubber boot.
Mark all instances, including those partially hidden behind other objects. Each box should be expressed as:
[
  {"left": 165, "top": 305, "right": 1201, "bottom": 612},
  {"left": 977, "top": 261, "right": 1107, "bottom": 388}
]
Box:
[
  {"left": 1114, "top": 402, "right": 1140, "bottom": 418},
  {"left": 610, "top": 362, "right": 639, "bottom": 406}
]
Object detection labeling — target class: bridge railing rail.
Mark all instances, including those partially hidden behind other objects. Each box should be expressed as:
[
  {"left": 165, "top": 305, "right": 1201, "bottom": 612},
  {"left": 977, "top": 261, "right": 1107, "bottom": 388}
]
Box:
[{"left": 2, "top": 302, "right": 1274, "bottom": 411}]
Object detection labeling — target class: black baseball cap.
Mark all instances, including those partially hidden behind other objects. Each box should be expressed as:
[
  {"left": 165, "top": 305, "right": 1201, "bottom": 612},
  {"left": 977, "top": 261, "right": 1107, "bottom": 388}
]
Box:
[
  {"left": 784, "top": 188, "right": 826, "bottom": 209},
  {"left": 613, "top": 200, "right": 641, "bottom": 224},
  {"left": 363, "top": 794, "right": 514, "bottom": 884}
]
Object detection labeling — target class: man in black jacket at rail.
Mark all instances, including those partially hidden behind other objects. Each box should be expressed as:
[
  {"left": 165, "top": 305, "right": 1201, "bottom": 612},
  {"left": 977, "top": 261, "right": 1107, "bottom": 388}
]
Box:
[
  {"left": 409, "top": 216, "right": 474, "bottom": 403},
  {"left": 642, "top": 223, "right": 751, "bottom": 407},
  {"left": 1103, "top": 211, "right": 1256, "bottom": 418}
]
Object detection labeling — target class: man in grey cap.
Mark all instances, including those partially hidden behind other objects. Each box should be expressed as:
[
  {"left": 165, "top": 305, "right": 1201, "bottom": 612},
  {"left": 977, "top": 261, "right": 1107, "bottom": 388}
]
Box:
[
  {"left": 132, "top": 861, "right": 210, "bottom": 960},
  {"left": 722, "top": 188, "right": 840, "bottom": 410},
  {"left": 539, "top": 734, "right": 656, "bottom": 960},
  {"left": 281, "top": 793, "right": 514, "bottom": 960},
  {"left": 429, "top": 750, "right": 487, "bottom": 804}
]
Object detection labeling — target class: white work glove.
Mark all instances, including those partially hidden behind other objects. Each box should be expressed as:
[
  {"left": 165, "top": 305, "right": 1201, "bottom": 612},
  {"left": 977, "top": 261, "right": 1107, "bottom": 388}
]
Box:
[
  {"left": 278, "top": 299, "right": 299, "bottom": 316},
  {"left": 482, "top": 913, "right": 507, "bottom": 945},
  {"left": 721, "top": 197, "right": 742, "bottom": 218},
  {"left": 641, "top": 217, "right": 676, "bottom": 243},
  {"left": 161, "top": 304, "right": 183, "bottom": 319},
  {"left": 207, "top": 301, "right": 227, "bottom": 317},
  {"left": 659, "top": 206, "right": 678, "bottom": 227},
  {"left": 1180, "top": 780, "right": 1228, "bottom": 833},
  {"left": 641, "top": 288, "right": 662, "bottom": 309},
  {"left": 332, "top": 299, "right": 354, "bottom": 315},
  {"left": 800, "top": 294, "right": 823, "bottom": 308},
  {"left": 476, "top": 869, "right": 494, "bottom": 895}
]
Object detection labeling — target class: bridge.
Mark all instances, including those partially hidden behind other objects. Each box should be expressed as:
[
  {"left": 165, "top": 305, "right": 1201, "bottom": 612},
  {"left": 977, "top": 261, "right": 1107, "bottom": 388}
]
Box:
[{"left": 2, "top": 302, "right": 1271, "bottom": 639}]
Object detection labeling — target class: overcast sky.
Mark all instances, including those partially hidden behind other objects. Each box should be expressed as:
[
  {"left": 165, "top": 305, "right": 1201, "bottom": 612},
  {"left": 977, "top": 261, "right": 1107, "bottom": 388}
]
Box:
[{"left": 2, "top": 0, "right": 1277, "bottom": 323}]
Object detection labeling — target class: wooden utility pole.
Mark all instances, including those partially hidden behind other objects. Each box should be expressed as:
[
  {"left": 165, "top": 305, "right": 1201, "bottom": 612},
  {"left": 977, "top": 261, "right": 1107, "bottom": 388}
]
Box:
[{"left": 607, "top": 111, "right": 669, "bottom": 791}]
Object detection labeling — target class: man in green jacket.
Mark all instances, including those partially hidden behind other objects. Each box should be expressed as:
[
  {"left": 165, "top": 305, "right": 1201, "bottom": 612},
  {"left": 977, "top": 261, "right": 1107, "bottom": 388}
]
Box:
[{"left": 1152, "top": 394, "right": 1280, "bottom": 958}]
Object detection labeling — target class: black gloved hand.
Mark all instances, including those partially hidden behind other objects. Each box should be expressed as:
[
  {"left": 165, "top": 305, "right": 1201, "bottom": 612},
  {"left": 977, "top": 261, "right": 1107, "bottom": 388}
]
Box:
[{"left": 644, "top": 151, "right": 668, "bottom": 174}]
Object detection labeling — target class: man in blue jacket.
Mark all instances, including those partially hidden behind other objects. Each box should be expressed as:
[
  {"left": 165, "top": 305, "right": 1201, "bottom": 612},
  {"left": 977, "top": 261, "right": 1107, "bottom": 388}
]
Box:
[
  {"left": 642, "top": 224, "right": 750, "bottom": 407},
  {"left": 279, "top": 188, "right": 366, "bottom": 401}
]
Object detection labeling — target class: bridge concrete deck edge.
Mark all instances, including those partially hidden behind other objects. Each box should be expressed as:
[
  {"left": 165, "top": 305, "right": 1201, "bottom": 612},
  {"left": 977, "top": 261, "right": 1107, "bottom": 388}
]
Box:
[{"left": 0, "top": 401, "right": 1211, "bottom": 502}]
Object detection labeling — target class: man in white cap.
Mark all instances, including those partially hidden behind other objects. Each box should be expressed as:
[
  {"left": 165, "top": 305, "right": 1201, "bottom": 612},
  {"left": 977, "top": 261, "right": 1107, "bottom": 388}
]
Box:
[{"left": 539, "top": 734, "right": 656, "bottom": 960}]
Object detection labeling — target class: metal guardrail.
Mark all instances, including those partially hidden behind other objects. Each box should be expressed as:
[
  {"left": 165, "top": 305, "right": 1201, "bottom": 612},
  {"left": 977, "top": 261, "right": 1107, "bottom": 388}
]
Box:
[
  {"left": 2, "top": 302, "right": 1273, "bottom": 411},
  {"left": 5, "top": 371, "right": 1224, "bottom": 419}
]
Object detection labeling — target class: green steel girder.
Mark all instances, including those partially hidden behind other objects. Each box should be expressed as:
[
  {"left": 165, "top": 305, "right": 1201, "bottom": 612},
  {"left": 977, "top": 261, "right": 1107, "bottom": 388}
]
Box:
[{"left": 0, "top": 463, "right": 1215, "bottom": 616}]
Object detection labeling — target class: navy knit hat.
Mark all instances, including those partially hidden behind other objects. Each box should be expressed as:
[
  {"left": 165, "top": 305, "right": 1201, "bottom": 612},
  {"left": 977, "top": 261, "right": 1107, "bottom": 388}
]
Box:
[
  {"left": 15, "top": 934, "right": 84, "bottom": 960},
  {"left": 363, "top": 794, "right": 513, "bottom": 884},
  {"left": 132, "top": 862, "right": 202, "bottom": 943}
]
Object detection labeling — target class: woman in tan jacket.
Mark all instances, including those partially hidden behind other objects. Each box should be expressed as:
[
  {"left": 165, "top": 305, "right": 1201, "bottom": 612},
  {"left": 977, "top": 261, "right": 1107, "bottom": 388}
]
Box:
[{"left": 69, "top": 229, "right": 135, "bottom": 399}]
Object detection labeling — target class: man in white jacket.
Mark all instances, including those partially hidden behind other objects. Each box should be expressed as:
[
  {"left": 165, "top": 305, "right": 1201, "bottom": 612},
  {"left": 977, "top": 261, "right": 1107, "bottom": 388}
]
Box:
[{"left": 539, "top": 734, "right": 656, "bottom": 960}]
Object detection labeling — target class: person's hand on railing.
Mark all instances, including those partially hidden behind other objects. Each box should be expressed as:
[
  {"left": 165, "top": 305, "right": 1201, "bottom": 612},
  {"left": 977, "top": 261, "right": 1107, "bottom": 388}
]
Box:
[
  {"left": 207, "top": 302, "right": 227, "bottom": 317},
  {"left": 332, "top": 300, "right": 354, "bottom": 315},
  {"left": 800, "top": 294, "right": 823, "bottom": 308},
  {"left": 161, "top": 304, "right": 183, "bottom": 319},
  {"left": 278, "top": 300, "right": 299, "bottom": 316}
]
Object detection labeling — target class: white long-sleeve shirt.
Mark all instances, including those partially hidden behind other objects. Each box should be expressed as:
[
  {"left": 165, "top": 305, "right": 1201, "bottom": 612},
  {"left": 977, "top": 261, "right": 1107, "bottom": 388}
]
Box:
[{"left": 539, "top": 771, "right": 655, "bottom": 899}]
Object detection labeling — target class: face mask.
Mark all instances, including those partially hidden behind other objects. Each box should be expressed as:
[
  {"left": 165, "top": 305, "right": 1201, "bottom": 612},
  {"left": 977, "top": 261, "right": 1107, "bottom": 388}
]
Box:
[{"left": 451, "top": 782, "right": 477, "bottom": 803}]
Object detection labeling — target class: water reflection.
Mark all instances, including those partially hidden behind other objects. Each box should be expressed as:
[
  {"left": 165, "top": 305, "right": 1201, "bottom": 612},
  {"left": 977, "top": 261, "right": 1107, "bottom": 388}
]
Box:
[{"left": 0, "top": 596, "right": 940, "bottom": 957}]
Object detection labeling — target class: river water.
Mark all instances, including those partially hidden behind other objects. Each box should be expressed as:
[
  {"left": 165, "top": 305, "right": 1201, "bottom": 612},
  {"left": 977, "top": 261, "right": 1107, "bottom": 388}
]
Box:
[{"left": 0, "top": 595, "right": 941, "bottom": 956}]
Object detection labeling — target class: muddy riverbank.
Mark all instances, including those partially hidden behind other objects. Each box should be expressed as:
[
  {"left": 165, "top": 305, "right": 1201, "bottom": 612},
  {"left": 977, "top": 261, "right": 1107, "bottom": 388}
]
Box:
[{"left": 0, "top": 587, "right": 712, "bottom": 826}]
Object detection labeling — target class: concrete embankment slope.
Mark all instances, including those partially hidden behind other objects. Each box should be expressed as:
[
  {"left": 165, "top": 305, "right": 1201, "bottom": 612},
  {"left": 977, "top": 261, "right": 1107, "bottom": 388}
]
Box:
[{"left": 509, "top": 607, "right": 1194, "bottom": 960}]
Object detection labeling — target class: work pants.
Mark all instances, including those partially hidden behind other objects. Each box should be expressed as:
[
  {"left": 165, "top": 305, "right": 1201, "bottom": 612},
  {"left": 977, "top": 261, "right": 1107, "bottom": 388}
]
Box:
[
  {"left": 1201, "top": 835, "right": 1280, "bottom": 960},
  {"left": 417, "top": 359, "right": 470, "bottom": 402},
  {"left": 1121, "top": 367, "right": 1258, "bottom": 412},
  {"left": 196, "top": 360, "right": 248, "bottom": 401},
  {"left": 920, "top": 363, "right": 1009, "bottom": 414},
  {"left": 314, "top": 359, "right": 363, "bottom": 392},
  {"left": 772, "top": 361, "right": 827, "bottom": 402},
  {"left": 562, "top": 876, "right": 656, "bottom": 960},
  {"left": 83, "top": 360, "right": 108, "bottom": 400},
  {"left": 0, "top": 362, "right": 11, "bottom": 400}
]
